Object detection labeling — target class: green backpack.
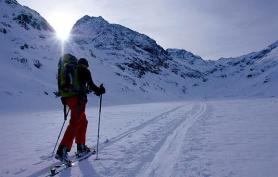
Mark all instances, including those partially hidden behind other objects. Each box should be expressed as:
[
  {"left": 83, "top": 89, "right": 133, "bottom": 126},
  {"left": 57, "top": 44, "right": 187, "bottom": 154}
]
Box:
[{"left": 57, "top": 53, "right": 80, "bottom": 98}]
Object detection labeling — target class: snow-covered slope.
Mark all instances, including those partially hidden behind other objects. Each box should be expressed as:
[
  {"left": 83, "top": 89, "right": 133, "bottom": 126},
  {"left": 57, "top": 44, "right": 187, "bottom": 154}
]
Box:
[
  {"left": 0, "top": 0, "right": 277, "bottom": 112},
  {"left": 206, "top": 41, "right": 278, "bottom": 97},
  {"left": 0, "top": 0, "right": 63, "bottom": 112}
]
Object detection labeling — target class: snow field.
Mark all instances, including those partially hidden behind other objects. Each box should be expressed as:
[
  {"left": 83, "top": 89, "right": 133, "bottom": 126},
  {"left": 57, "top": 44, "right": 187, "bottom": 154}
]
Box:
[{"left": 1, "top": 98, "right": 278, "bottom": 177}]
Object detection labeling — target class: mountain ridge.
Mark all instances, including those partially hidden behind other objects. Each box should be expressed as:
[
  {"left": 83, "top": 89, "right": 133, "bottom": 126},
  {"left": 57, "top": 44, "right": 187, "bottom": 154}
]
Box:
[{"left": 0, "top": 1, "right": 277, "bottom": 112}]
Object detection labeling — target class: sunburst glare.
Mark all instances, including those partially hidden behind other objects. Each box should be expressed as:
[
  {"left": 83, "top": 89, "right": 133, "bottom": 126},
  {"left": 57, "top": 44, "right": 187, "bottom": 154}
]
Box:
[{"left": 48, "top": 11, "right": 76, "bottom": 41}]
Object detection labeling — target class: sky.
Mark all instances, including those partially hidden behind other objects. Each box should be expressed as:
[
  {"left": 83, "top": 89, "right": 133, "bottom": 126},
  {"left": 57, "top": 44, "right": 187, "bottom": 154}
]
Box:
[{"left": 17, "top": 0, "right": 278, "bottom": 60}]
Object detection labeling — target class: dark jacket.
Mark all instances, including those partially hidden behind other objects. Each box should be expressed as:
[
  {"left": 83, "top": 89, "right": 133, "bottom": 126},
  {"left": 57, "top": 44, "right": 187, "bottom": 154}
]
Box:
[{"left": 76, "top": 65, "right": 99, "bottom": 98}]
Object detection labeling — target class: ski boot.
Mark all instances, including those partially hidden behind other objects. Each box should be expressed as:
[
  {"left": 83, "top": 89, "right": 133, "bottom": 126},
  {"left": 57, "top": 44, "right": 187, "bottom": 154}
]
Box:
[
  {"left": 55, "top": 145, "right": 72, "bottom": 166},
  {"left": 76, "top": 144, "right": 95, "bottom": 157}
]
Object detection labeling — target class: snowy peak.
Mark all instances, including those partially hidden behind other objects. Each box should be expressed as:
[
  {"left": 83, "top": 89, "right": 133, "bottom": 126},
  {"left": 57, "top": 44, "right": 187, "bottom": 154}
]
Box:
[
  {"left": 0, "top": 0, "right": 53, "bottom": 32},
  {"left": 166, "top": 48, "right": 213, "bottom": 72},
  {"left": 71, "top": 15, "right": 109, "bottom": 37},
  {"left": 166, "top": 48, "right": 202, "bottom": 59},
  {"left": 71, "top": 15, "right": 168, "bottom": 68},
  {"left": 71, "top": 15, "right": 164, "bottom": 55},
  {"left": 77, "top": 15, "right": 109, "bottom": 25},
  {"left": 166, "top": 48, "right": 205, "bottom": 63}
]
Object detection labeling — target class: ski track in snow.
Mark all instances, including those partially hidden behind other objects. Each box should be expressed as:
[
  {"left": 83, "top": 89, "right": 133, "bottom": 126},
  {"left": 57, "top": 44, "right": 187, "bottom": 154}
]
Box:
[
  {"left": 21, "top": 102, "right": 190, "bottom": 177},
  {"left": 26, "top": 104, "right": 186, "bottom": 177},
  {"left": 136, "top": 102, "right": 207, "bottom": 177},
  {"left": 99, "top": 105, "right": 185, "bottom": 148},
  {"left": 92, "top": 102, "right": 207, "bottom": 177}
]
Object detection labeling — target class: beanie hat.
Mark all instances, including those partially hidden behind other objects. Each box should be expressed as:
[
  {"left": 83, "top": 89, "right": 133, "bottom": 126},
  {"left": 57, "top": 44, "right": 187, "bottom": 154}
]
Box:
[{"left": 78, "top": 58, "right": 89, "bottom": 67}]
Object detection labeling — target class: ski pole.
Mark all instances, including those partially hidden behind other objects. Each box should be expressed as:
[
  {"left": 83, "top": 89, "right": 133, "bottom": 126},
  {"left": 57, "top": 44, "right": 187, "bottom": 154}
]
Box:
[
  {"left": 96, "top": 94, "right": 103, "bottom": 160},
  {"left": 51, "top": 105, "right": 70, "bottom": 157}
]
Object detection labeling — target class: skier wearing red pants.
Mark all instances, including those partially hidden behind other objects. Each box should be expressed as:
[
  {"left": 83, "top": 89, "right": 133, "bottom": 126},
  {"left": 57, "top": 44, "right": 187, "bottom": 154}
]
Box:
[{"left": 56, "top": 54, "right": 105, "bottom": 163}]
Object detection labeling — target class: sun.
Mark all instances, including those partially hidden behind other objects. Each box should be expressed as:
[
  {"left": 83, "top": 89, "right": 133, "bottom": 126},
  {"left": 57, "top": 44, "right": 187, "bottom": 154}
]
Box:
[
  {"left": 56, "top": 29, "right": 70, "bottom": 41},
  {"left": 47, "top": 12, "right": 76, "bottom": 41}
]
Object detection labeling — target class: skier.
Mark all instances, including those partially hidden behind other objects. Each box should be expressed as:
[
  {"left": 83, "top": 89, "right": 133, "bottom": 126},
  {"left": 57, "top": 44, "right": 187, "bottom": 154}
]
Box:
[{"left": 56, "top": 54, "right": 105, "bottom": 164}]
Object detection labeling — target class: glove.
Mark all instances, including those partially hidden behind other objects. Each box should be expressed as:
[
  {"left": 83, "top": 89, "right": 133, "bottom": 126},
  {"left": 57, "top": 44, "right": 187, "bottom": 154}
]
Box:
[
  {"left": 95, "top": 84, "right": 106, "bottom": 96},
  {"left": 99, "top": 84, "right": 106, "bottom": 94}
]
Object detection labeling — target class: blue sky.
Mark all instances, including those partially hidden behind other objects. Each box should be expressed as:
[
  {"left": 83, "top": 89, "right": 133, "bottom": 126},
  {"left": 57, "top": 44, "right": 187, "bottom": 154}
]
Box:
[{"left": 17, "top": 0, "right": 278, "bottom": 60}]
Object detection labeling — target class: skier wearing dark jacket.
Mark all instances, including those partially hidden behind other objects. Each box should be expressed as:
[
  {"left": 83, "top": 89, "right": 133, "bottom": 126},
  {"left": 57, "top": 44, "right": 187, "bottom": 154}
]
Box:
[{"left": 55, "top": 57, "right": 105, "bottom": 163}]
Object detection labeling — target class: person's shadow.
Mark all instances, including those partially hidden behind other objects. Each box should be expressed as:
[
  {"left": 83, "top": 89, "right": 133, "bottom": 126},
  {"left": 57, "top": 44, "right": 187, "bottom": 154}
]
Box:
[
  {"left": 60, "top": 167, "right": 72, "bottom": 177},
  {"left": 78, "top": 159, "right": 99, "bottom": 177}
]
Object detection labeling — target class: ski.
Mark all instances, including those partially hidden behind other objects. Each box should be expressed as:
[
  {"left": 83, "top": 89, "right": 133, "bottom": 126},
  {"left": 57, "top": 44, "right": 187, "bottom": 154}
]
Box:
[
  {"left": 47, "top": 148, "right": 96, "bottom": 177},
  {"left": 49, "top": 163, "right": 72, "bottom": 177}
]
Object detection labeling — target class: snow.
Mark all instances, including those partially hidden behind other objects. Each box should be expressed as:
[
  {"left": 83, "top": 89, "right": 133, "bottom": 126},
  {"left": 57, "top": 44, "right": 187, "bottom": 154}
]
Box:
[{"left": 1, "top": 98, "right": 278, "bottom": 177}]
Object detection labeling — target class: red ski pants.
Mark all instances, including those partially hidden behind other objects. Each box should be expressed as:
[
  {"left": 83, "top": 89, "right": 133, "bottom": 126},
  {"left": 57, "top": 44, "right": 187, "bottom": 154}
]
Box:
[{"left": 60, "top": 96, "right": 88, "bottom": 151}]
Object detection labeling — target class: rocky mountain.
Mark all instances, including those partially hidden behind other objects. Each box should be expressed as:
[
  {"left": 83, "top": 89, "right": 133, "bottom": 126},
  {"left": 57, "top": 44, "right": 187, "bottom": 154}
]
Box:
[
  {"left": 67, "top": 15, "right": 278, "bottom": 100},
  {"left": 0, "top": 0, "right": 277, "bottom": 112}
]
